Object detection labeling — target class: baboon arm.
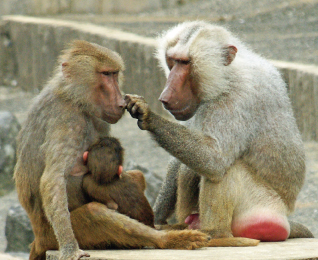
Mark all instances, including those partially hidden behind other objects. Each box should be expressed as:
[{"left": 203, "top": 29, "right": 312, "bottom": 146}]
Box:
[
  {"left": 126, "top": 94, "right": 252, "bottom": 181},
  {"left": 40, "top": 119, "right": 86, "bottom": 255},
  {"left": 148, "top": 112, "right": 236, "bottom": 181},
  {"left": 82, "top": 175, "right": 113, "bottom": 203},
  {"left": 153, "top": 158, "right": 180, "bottom": 224},
  {"left": 40, "top": 163, "right": 79, "bottom": 253}
]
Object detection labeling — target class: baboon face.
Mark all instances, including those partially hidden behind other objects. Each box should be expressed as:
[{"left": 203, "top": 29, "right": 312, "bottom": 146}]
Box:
[
  {"left": 61, "top": 40, "right": 126, "bottom": 124},
  {"left": 159, "top": 57, "right": 200, "bottom": 121}
]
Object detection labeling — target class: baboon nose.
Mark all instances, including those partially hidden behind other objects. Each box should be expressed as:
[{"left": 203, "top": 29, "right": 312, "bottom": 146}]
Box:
[
  {"left": 159, "top": 98, "right": 171, "bottom": 111},
  {"left": 118, "top": 99, "right": 126, "bottom": 108},
  {"left": 159, "top": 98, "right": 168, "bottom": 105},
  {"left": 159, "top": 88, "right": 171, "bottom": 106}
]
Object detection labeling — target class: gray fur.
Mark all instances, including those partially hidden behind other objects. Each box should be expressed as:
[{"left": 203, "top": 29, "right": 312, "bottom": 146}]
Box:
[{"left": 151, "top": 21, "right": 311, "bottom": 238}]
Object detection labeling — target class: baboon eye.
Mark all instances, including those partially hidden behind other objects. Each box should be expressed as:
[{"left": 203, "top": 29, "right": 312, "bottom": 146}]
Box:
[
  {"left": 101, "top": 71, "right": 119, "bottom": 76},
  {"left": 177, "top": 59, "right": 190, "bottom": 65},
  {"left": 167, "top": 59, "right": 190, "bottom": 70},
  {"left": 102, "top": 71, "right": 111, "bottom": 76}
]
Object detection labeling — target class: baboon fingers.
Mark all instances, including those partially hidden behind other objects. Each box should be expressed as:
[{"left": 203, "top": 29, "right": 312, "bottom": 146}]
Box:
[{"left": 59, "top": 249, "right": 90, "bottom": 260}]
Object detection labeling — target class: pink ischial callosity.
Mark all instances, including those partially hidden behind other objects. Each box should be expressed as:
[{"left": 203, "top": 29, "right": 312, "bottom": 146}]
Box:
[
  {"left": 186, "top": 213, "right": 289, "bottom": 242},
  {"left": 233, "top": 221, "right": 289, "bottom": 242}
]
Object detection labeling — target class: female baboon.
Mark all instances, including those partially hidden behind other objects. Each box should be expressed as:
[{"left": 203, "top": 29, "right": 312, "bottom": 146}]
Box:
[{"left": 14, "top": 40, "right": 209, "bottom": 260}]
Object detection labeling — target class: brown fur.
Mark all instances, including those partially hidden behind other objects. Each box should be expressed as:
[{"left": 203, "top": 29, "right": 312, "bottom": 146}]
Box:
[
  {"left": 83, "top": 137, "right": 154, "bottom": 227},
  {"left": 14, "top": 40, "right": 209, "bottom": 260},
  {"left": 86, "top": 137, "right": 124, "bottom": 184},
  {"left": 83, "top": 170, "right": 155, "bottom": 227}
]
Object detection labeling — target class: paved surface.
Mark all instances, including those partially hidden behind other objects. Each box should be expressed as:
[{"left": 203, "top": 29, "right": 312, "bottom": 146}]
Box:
[{"left": 46, "top": 239, "right": 318, "bottom": 260}]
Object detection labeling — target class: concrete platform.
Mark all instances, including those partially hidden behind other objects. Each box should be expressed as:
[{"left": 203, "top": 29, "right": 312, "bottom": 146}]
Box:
[{"left": 46, "top": 239, "right": 318, "bottom": 260}]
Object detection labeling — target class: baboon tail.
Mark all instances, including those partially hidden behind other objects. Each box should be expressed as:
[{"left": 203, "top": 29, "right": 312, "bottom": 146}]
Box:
[
  {"left": 289, "top": 220, "right": 314, "bottom": 238},
  {"left": 207, "top": 237, "right": 260, "bottom": 247}
]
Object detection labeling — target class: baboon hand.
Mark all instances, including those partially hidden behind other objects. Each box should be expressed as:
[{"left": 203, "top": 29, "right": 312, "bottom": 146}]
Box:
[
  {"left": 59, "top": 248, "right": 90, "bottom": 260},
  {"left": 125, "top": 94, "right": 151, "bottom": 130}
]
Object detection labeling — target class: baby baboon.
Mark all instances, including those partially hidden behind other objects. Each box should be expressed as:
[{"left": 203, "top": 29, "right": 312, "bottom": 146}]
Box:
[
  {"left": 14, "top": 40, "right": 210, "bottom": 260},
  {"left": 83, "top": 137, "right": 155, "bottom": 227},
  {"left": 126, "top": 21, "right": 314, "bottom": 242}
]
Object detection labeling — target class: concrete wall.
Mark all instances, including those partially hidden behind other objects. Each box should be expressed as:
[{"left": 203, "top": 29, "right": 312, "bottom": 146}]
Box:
[
  {"left": 273, "top": 61, "right": 318, "bottom": 141},
  {"left": 0, "top": 0, "right": 186, "bottom": 16},
  {"left": 0, "top": 16, "right": 318, "bottom": 141},
  {"left": 0, "top": 15, "right": 167, "bottom": 116}
]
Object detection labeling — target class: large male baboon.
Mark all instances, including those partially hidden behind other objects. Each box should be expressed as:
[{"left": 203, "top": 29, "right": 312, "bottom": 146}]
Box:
[
  {"left": 14, "top": 40, "right": 209, "bottom": 260},
  {"left": 125, "top": 21, "right": 314, "bottom": 242}
]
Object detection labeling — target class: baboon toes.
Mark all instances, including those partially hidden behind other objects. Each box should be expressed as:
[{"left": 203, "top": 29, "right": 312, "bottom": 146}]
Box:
[{"left": 164, "top": 230, "right": 209, "bottom": 250}]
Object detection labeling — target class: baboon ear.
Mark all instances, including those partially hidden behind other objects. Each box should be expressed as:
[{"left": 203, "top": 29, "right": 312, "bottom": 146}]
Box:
[
  {"left": 62, "top": 62, "right": 70, "bottom": 78},
  {"left": 83, "top": 151, "right": 88, "bottom": 164},
  {"left": 223, "top": 45, "right": 237, "bottom": 66}
]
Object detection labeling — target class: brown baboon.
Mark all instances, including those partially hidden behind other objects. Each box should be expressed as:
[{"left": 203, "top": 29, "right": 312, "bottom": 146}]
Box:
[
  {"left": 82, "top": 137, "right": 155, "bottom": 227},
  {"left": 14, "top": 40, "right": 210, "bottom": 260},
  {"left": 125, "top": 21, "right": 314, "bottom": 242}
]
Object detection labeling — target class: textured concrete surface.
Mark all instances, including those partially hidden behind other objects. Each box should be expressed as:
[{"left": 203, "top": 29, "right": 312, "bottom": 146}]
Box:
[{"left": 46, "top": 239, "right": 318, "bottom": 260}]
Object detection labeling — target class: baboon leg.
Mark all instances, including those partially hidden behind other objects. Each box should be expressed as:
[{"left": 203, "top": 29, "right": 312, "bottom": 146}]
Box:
[
  {"left": 155, "top": 223, "right": 189, "bottom": 231},
  {"left": 229, "top": 164, "right": 290, "bottom": 242},
  {"left": 29, "top": 213, "right": 58, "bottom": 260},
  {"left": 199, "top": 163, "right": 274, "bottom": 246},
  {"left": 70, "top": 202, "right": 160, "bottom": 249},
  {"left": 199, "top": 175, "right": 235, "bottom": 238},
  {"left": 176, "top": 165, "right": 200, "bottom": 224},
  {"left": 71, "top": 202, "right": 208, "bottom": 250}
]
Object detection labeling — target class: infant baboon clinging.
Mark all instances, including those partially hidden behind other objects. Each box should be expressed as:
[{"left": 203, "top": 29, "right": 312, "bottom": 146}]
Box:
[
  {"left": 126, "top": 21, "right": 314, "bottom": 242},
  {"left": 83, "top": 137, "right": 155, "bottom": 227},
  {"left": 14, "top": 40, "right": 210, "bottom": 260}
]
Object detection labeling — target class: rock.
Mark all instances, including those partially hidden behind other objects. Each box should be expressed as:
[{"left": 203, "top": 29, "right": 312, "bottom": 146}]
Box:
[
  {"left": 125, "top": 160, "right": 163, "bottom": 207},
  {"left": 0, "top": 21, "right": 18, "bottom": 87},
  {"left": 5, "top": 204, "right": 34, "bottom": 253},
  {"left": 0, "top": 252, "right": 26, "bottom": 260},
  {"left": 0, "top": 111, "right": 21, "bottom": 196}
]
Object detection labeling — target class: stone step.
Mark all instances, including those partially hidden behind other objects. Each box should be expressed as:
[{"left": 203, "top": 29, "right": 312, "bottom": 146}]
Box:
[{"left": 46, "top": 238, "right": 318, "bottom": 260}]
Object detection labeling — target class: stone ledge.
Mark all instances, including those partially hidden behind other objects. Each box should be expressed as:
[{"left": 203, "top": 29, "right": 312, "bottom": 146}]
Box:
[
  {"left": 271, "top": 60, "right": 318, "bottom": 141},
  {"left": 271, "top": 60, "right": 318, "bottom": 76},
  {"left": 2, "top": 15, "right": 157, "bottom": 46},
  {"left": 46, "top": 239, "right": 318, "bottom": 260},
  {"left": 1, "top": 15, "right": 168, "bottom": 116}
]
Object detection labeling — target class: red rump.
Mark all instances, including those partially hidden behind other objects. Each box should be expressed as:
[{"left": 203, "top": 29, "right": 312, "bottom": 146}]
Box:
[{"left": 236, "top": 221, "right": 289, "bottom": 242}]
